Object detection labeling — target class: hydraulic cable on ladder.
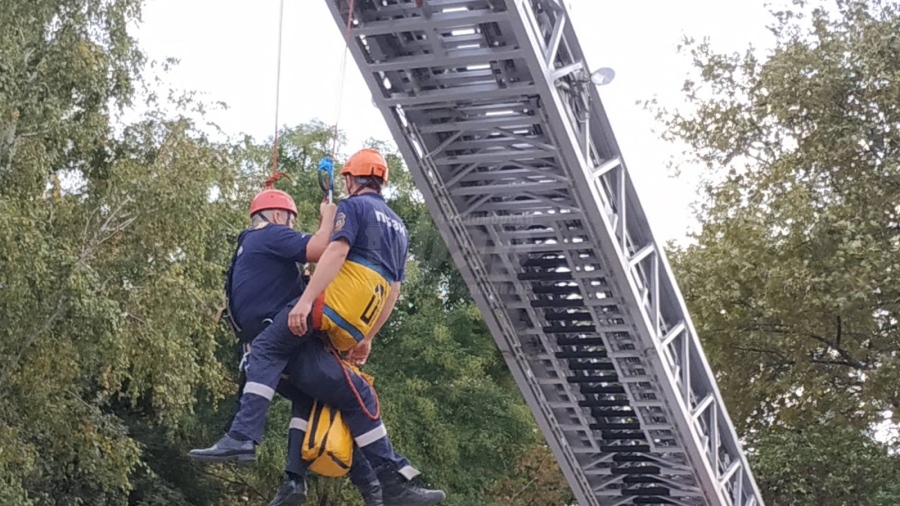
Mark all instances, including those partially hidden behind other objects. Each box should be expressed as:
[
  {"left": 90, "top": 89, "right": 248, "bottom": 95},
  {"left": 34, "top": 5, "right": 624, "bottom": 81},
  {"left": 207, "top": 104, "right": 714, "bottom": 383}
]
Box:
[{"left": 320, "top": 1, "right": 765, "bottom": 505}]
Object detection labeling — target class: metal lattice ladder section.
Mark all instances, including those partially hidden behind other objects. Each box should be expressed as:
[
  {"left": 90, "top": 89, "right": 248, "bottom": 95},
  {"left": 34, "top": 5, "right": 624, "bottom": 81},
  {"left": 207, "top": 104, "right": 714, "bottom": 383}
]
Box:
[{"left": 322, "top": 1, "right": 765, "bottom": 505}]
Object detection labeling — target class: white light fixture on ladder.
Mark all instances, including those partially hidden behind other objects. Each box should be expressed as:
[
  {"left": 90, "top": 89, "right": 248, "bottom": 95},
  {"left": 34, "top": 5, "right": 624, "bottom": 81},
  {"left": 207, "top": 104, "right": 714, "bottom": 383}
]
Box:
[{"left": 589, "top": 67, "right": 616, "bottom": 86}]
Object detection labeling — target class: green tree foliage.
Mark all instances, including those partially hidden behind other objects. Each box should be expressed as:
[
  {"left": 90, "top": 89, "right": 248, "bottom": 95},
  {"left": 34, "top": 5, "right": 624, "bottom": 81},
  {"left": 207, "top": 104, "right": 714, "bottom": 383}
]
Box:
[
  {"left": 488, "top": 443, "right": 576, "bottom": 506},
  {"left": 649, "top": 0, "right": 900, "bottom": 434},
  {"left": 0, "top": 0, "right": 252, "bottom": 503},
  {"left": 647, "top": 0, "right": 900, "bottom": 503},
  {"left": 876, "top": 483, "right": 900, "bottom": 506},
  {"left": 2, "top": 1, "right": 560, "bottom": 502},
  {"left": 749, "top": 420, "right": 900, "bottom": 506}
]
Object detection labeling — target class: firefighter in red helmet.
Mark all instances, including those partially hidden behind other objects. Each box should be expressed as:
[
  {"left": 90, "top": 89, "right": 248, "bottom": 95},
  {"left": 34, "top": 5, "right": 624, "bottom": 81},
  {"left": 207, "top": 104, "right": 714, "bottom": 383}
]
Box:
[
  {"left": 225, "top": 182, "right": 334, "bottom": 340},
  {"left": 249, "top": 187, "right": 299, "bottom": 222}
]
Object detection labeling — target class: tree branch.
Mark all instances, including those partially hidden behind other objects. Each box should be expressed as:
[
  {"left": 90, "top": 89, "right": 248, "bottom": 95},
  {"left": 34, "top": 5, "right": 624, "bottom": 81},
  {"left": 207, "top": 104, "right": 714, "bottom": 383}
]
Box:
[
  {"left": 192, "top": 466, "right": 268, "bottom": 502},
  {"left": 808, "top": 357, "right": 864, "bottom": 368},
  {"left": 0, "top": 295, "right": 67, "bottom": 394},
  {"left": 804, "top": 332, "right": 866, "bottom": 370},
  {"left": 733, "top": 345, "right": 795, "bottom": 365},
  {"left": 834, "top": 314, "right": 842, "bottom": 351},
  {"left": 741, "top": 320, "right": 868, "bottom": 370},
  {"left": 0, "top": 196, "right": 138, "bottom": 393}
]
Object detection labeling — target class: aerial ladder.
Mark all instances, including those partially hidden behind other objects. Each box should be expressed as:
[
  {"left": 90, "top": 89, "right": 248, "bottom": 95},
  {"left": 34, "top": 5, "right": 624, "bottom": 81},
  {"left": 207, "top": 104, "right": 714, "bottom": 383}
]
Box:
[{"left": 321, "top": 1, "right": 765, "bottom": 505}]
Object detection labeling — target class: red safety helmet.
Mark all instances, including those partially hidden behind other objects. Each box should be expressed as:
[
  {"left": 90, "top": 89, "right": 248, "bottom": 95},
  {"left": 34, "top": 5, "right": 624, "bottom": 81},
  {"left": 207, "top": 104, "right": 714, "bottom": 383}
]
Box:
[
  {"left": 340, "top": 148, "right": 389, "bottom": 184},
  {"left": 249, "top": 188, "right": 297, "bottom": 217}
]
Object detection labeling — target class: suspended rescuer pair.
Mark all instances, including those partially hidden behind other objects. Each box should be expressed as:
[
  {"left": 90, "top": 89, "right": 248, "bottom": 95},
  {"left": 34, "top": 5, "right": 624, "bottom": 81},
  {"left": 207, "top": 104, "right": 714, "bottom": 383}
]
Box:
[
  {"left": 218, "top": 161, "right": 387, "bottom": 505},
  {"left": 189, "top": 149, "right": 446, "bottom": 506}
]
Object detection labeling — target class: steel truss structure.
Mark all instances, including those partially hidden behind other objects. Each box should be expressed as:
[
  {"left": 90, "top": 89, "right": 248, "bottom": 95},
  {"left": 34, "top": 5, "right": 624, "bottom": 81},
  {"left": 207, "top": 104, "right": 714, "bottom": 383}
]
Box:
[{"left": 322, "top": 1, "right": 765, "bottom": 505}]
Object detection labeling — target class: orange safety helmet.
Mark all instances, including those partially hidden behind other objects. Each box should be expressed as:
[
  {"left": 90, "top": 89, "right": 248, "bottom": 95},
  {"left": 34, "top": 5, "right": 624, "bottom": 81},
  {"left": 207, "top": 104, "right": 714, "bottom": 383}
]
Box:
[
  {"left": 249, "top": 188, "right": 297, "bottom": 217},
  {"left": 340, "top": 148, "right": 389, "bottom": 184}
]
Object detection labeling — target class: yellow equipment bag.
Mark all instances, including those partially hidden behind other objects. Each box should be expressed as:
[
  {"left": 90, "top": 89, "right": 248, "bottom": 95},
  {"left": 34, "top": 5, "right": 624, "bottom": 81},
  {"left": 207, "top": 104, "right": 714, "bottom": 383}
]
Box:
[{"left": 302, "top": 401, "right": 354, "bottom": 477}]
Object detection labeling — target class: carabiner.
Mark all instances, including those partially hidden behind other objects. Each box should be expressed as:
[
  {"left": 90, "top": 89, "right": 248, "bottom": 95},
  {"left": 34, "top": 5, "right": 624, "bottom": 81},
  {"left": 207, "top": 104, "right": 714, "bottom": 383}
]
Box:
[{"left": 317, "top": 157, "right": 335, "bottom": 203}]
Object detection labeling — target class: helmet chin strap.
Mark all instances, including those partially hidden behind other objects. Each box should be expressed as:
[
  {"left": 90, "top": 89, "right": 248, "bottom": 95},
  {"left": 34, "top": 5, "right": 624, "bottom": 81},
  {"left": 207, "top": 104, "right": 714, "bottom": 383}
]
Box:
[
  {"left": 345, "top": 175, "right": 379, "bottom": 197},
  {"left": 344, "top": 175, "right": 362, "bottom": 197}
]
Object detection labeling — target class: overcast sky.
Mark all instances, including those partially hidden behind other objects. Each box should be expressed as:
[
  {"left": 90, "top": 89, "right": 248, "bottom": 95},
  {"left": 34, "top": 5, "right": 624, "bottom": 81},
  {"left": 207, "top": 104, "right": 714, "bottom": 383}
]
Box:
[{"left": 131, "top": 0, "right": 775, "bottom": 245}]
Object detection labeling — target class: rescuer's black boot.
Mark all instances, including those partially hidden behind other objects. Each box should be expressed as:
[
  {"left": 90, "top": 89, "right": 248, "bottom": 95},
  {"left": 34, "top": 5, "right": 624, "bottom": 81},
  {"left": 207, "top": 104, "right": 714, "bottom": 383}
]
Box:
[
  {"left": 268, "top": 473, "right": 307, "bottom": 506},
  {"left": 186, "top": 433, "right": 255, "bottom": 463},
  {"left": 356, "top": 478, "right": 386, "bottom": 506},
  {"left": 374, "top": 463, "right": 446, "bottom": 506}
]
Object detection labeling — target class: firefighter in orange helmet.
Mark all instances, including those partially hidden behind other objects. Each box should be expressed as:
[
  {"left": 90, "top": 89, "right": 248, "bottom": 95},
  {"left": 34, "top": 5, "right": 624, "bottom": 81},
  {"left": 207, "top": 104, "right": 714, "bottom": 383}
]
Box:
[
  {"left": 282, "top": 148, "right": 443, "bottom": 505},
  {"left": 289, "top": 148, "right": 401, "bottom": 356}
]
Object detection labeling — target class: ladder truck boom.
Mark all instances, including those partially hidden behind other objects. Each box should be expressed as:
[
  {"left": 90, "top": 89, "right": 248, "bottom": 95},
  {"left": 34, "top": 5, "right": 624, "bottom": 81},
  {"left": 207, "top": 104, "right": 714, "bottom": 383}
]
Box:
[{"left": 322, "top": 1, "right": 765, "bottom": 505}]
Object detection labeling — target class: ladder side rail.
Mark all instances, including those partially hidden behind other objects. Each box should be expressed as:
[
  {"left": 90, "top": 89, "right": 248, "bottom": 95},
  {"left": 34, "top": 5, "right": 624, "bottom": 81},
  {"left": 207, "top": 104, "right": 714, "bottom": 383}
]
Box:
[
  {"left": 503, "top": 1, "right": 725, "bottom": 503},
  {"left": 504, "top": 0, "right": 764, "bottom": 504},
  {"left": 575, "top": 29, "right": 766, "bottom": 506},
  {"left": 541, "top": 1, "right": 766, "bottom": 504},
  {"left": 521, "top": 2, "right": 762, "bottom": 503}
]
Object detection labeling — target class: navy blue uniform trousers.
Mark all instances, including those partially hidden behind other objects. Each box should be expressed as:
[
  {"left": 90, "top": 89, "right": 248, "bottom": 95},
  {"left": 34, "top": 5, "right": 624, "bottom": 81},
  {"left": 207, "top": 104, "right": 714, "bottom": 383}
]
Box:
[
  {"left": 228, "top": 342, "right": 378, "bottom": 485},
  {"left": 229, "top": 299, "right": 418, "bottom": 478}
]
